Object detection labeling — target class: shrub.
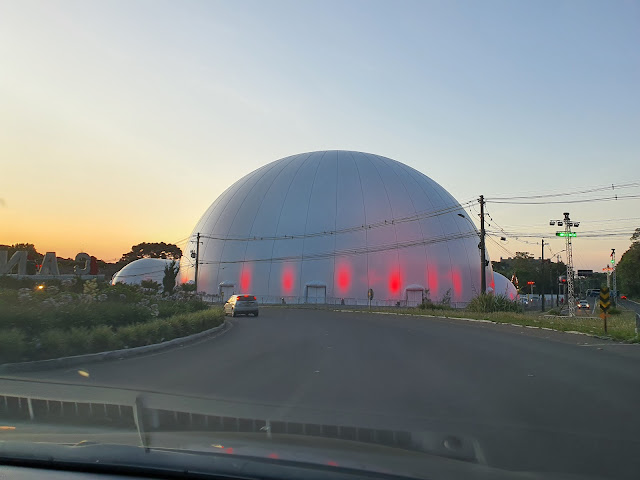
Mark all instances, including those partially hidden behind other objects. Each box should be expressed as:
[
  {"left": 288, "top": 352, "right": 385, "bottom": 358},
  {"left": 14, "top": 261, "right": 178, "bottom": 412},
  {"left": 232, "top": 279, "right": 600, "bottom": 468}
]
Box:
[
  {"left": 418, "top": 300, "right": 451, "bottom": 311},
  {"left": 180, "top": 283, "right": 197, "bottom": 293},
  {"left": 155, "top": 319, "right": 175, "bottom": 341},
  {"left": 440, "top": 289, "right": 452, "bottom": 306},
  {"left": 467, "top": 294, "right": 522, "bottom": 313},
  {"left": 83, "top": 278, "right": 100, "bottom": 297},
  {"left": 608, "top": 307, "right": 621, "bottom": 315},
  {"left": 38, "top": 329, "right": 70, "bottom": 359},
  {"left": 90, "top": 325, "right": 117, "bottom": 352},
  {"left": 547, "top": 307, "right": 561, "bottom": 315},
  {"left": 157, "top": 298, "right": 208, "bottom": 318},
  {"left": 103, "top": 282, "right": 143, "bottom": 303},
  {"left": 0, "top": 276, "right": 37, "bottom": 290},
  {"left": 0, "top": 302, "right": 224, "bottom": 362},
  {"left": 67, "top": 328, "right": 91, "bottom": 355},
  {"left": 167, "top": 316, "right": 187, "bottom": 338},
  {"left": 115, "top": 324, "right": 143, "bottom": 348},
  {"left": 0, "top": 329, "right": 27, "bottom": 363},
  {"left": 162, "top": 260, "right": 180, "bottom": 295},
  {"left": 141, "top": 279, "right": 161, "bottom": 291}
]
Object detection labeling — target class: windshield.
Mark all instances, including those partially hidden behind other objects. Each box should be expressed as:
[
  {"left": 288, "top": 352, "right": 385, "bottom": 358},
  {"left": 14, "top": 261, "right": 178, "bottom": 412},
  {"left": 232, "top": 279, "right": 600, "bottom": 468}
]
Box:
[{"left": 2, "top": 1, "right": 640, "bottom": 480}]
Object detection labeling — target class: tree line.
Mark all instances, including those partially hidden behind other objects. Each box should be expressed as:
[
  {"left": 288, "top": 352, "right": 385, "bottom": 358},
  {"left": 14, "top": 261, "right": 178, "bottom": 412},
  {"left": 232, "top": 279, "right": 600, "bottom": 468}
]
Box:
[{"left": 616, "top": 228, "right": 640, "bottom": 298}]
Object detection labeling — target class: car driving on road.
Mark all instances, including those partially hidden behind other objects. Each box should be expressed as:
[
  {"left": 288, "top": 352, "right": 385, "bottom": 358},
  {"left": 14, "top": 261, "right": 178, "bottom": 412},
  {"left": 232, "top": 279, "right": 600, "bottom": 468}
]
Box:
[
  {"left": 224, "top": 295, "right": 259, "bottom": 317},
  {"left": 577, "top": 300, "right": 590, "bottom": 309}
]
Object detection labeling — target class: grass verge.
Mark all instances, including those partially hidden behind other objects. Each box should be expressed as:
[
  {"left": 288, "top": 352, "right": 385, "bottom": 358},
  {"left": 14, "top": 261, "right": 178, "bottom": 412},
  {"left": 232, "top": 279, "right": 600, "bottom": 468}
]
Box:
[
  {"left": 335, "top": 306, "right": 639, "bottom": 342},
  {"left": 0, "top": 308, "right": 225, "bottom": 364}
]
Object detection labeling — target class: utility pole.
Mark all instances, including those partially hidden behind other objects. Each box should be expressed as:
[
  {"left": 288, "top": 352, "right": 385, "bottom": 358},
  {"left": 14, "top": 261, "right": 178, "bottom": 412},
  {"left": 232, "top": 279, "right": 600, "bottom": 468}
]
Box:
[
  {"left": 541, "top": 239, "right": 547, "bottom": 312},
  {"left": 611, "top": 249, "right": 617, "bottom": 306},
  {"left": 194, "top": 232, "right": 201, "bottom": 294},
  {"left": 479, "top": 195, "right": 487, "bottom": 295},
  {"left": 556, "top": 254, "right": 561, "bottom": 307}
]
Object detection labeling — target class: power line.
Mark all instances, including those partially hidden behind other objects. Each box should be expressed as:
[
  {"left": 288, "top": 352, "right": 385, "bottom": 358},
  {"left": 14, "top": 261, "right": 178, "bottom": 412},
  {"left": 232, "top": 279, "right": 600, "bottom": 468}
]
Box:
[
  {"left": 486, "top": 234, "right": 517, "bottom": 258},
  {"left": 487, "top": 193, "right": 640, "bottom": 205},
  {"left": 199, "top": 230, "right": 479, "bottom": 266},
  {"left": 487, "top": 181, "right": 640, "bottom": 201},
  {"left": 194, "top": 200, "right": 476, "bottom": 243}
]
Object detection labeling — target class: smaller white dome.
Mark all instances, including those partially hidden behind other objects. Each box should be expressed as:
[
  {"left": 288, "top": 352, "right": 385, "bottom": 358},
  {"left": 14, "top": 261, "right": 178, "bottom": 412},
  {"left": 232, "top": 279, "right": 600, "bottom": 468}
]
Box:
[
  {"left": 111, "top": 258, "right": 177, "bottom": 287},
  {"left": 493, "top": 272, "right": 518, "bottom": 300}
]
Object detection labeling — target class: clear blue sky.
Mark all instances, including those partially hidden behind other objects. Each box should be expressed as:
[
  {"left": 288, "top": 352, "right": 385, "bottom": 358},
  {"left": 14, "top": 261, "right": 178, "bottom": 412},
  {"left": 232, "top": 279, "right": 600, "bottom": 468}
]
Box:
[{"left": 1, "top": 0, "right": 638, "bottom": 270}]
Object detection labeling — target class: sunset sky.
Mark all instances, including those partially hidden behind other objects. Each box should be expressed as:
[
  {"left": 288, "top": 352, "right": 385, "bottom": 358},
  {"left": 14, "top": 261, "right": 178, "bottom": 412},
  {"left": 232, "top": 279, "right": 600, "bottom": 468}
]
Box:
[{"left": 1, "top": 0, "right": 639, "bottom": 270}]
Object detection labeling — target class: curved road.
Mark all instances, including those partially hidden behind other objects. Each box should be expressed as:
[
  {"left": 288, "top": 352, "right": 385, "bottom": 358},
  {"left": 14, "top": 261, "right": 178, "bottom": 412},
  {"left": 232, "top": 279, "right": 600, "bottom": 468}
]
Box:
[{"left": 11, "top": 308, "right": 640, "bottom": 478}]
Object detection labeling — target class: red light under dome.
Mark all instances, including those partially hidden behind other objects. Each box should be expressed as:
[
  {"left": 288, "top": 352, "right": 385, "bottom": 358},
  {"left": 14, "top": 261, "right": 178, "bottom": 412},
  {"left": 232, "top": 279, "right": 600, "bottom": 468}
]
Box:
[
  {"left": 240, "top": 269, "right": 251, "bottom": 292},
  {"left": 389, "top": 271, "right": 402, "bottom": 295}
]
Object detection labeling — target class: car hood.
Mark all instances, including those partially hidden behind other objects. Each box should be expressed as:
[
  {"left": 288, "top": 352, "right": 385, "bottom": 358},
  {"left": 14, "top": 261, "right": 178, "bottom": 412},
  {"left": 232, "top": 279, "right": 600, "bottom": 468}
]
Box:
[{"left": 0, "top": 377, "right": 633, "bottom": 480}]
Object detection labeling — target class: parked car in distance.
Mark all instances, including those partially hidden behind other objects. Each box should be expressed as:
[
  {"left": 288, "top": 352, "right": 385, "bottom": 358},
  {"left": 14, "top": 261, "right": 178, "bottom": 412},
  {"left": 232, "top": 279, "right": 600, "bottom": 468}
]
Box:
[
  {"left": 577, "top": 300, "right": 590, "bottom": 309},
  {"left": 224, "top": 295, "right": 259, "bottom": 317}
]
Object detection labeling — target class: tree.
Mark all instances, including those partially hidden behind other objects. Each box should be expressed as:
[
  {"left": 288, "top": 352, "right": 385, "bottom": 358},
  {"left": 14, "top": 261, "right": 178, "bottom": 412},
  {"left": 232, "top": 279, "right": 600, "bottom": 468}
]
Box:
[
  {"left": 120, "top": 242, "right": 182, "bottom": 264},
  {"left": 0, "top": 243, "right": 41, "bottom": 260},
  {"left": 492, "top": 252, "right": 566, "bottom": 295},
  {"left": 616, "top": 230, "right": 640, "bottom": 297},
  {"left": 162, "top": 260, "right": 180, "bottom": 295}
]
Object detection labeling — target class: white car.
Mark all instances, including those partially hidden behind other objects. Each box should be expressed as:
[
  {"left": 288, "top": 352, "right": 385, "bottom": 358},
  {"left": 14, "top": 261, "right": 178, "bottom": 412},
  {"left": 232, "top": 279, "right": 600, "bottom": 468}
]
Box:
[
  {"left": 577, "top": 300, "right": 590, "bottom": 309},
  {"left": 224, "top": 295, "right": 259, "bottom": 317}
]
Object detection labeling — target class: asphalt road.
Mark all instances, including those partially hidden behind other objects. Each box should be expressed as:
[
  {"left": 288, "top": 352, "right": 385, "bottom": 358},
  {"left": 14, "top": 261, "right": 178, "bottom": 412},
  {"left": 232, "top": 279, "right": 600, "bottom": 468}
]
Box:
[
  {"left": 620, "top": 297, "right": 640, "bottom": 315},
  {"left": 9, "top": 308, "right": 640, "bottom": 478}
]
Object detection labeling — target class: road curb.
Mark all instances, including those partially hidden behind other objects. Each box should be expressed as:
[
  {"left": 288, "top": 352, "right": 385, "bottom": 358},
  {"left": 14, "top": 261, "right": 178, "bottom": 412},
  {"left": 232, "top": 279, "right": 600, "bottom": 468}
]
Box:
[{"left": 0, "top": 320, "right": 228, "bottom": 374}]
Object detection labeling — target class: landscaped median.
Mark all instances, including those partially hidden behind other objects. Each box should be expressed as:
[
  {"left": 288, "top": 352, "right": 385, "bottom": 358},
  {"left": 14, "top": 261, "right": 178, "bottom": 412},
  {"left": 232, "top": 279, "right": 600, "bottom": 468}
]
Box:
[{"left": 0, "top": 277, "right": 225, "bottom": 364}]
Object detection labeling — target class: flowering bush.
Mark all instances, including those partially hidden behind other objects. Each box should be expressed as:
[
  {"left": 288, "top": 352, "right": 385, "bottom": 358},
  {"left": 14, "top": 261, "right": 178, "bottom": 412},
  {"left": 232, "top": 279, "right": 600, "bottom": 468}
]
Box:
[{"left": 0, "top": 277, "right": 217, "bottom": 363}]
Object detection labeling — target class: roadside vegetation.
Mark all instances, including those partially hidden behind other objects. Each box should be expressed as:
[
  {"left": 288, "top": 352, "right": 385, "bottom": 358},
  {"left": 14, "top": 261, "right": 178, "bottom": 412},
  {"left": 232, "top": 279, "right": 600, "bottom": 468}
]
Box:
[
  {"left": 280, "top": 291, "right": 638, "bottom": 342},
  {"left": 0, "top": 277, "right": 224, "bottom": 364},
  {"left": 366, "top": 295, "right": 637, "bottom": 342}
]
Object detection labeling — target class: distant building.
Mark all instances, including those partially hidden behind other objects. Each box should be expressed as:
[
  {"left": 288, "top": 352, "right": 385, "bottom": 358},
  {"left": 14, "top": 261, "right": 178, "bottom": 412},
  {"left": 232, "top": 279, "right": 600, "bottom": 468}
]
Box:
[
  {"left": 179, "top": 151, "right": 493, "bottom": 305},
  {"left": 493, "top": 272, "right": 518, "bottom": 300},
  {"left": 111, "top": 258, "right": 175, "bottom": 287}
]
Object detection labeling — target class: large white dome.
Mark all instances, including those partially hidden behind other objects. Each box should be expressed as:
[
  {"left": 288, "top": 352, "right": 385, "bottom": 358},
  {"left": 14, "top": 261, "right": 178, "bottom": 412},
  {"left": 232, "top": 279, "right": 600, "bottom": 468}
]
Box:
[
  {"left": 180, "top": 151, "right": 492, "bottom": 306},
  {"left": 493, "top": 272, "right": 518, "bottom": 301},
  {"left": 112, "top": 258, "right": 176, "bottom": 287}
]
